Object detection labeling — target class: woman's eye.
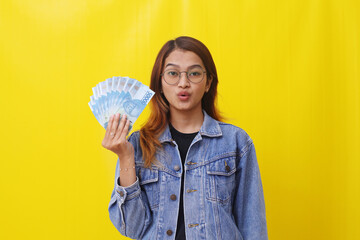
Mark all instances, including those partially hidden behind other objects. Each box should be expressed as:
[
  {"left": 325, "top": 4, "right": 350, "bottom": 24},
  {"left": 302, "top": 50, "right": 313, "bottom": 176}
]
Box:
[
  {"left": 167, "top": 71, "right": 178, "bottom": 76},
  {"left": 189, "top": 71, "right": 201, "bottom": 76}
]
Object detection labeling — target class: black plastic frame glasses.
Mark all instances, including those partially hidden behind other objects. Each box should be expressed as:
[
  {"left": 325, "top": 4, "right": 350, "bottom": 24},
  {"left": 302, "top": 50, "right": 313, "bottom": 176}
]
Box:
[{"left": 161, "top": 69, "right": 207, "bottom": 85}]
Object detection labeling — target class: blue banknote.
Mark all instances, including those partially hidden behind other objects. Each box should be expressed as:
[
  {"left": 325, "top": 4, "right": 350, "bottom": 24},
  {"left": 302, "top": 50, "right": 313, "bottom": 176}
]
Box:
[{"left": 89, "top": 76, "right": 154, "bottom": 131}]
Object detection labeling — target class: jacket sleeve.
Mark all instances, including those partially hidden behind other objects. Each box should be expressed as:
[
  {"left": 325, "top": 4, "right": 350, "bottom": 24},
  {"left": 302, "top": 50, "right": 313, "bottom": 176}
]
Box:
[
  {"left": 108, "top": 133, "right": 152, "bottom": 239},
  {"left": 233, "top": 140, "right": 268, "bottom": 240}
]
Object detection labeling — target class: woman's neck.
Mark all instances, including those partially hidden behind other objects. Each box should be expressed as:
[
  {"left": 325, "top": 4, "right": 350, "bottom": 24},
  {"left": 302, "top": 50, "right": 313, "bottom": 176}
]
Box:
[{"left": 169, "top": 108, "right": 204, "bottom": 133}]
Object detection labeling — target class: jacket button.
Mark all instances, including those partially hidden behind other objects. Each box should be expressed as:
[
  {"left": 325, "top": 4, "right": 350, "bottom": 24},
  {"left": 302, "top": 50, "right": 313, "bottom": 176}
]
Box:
[
  {"left": 166, "top": 229, "right": 173, "bottom": 236},
  {"left": 225, "top": 165, "right": 231, "bottom": 172},
  {"left": 174, "top": 165, "right": 180, "bottom": 171},
  {"left": 119, "top": 191, "right": 124, "bottom": 197},
  {"left": 170, "top": 194, "right": 177, "bottom": 201}
]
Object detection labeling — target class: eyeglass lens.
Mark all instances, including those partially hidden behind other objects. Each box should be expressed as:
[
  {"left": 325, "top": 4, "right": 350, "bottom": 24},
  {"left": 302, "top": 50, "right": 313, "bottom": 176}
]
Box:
[{"left": 163, "top": 68, "right": 204, "bottom": 84}]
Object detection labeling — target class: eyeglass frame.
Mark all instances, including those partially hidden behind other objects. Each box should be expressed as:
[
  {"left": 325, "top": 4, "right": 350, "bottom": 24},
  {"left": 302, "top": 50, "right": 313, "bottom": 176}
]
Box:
[{"left": 161, "top": 69, "right": 207, "bottom": 85}]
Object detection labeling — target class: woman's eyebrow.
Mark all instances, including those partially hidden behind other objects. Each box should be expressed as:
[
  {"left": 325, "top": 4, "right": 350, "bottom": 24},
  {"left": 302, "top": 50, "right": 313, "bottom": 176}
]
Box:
[
  {"left": 165, "top": 63, "right": 203, "bottom": 69},
  {"left": 165, "top": 63, "right": 179, "bottom": 68},
  {"left": 188, "top": 64, "right": 203, "bottom": 69}
]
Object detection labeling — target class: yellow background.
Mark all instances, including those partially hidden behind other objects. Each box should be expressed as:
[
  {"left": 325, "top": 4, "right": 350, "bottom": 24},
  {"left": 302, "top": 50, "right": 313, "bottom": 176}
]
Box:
[{"left": 1, "top": 0, "right": 359, "bottom": 239}]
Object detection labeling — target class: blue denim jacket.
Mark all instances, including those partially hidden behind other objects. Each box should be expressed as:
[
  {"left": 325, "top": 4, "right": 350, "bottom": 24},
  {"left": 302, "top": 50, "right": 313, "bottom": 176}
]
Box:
[{"left": 108, "top": 111, "right": 268, "bottom": 240}]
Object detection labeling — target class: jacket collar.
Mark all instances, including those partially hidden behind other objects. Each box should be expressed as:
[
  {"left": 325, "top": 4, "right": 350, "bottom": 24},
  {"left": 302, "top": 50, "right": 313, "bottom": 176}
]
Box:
[{"left": 159, "top": 110, "right": 222, "bottom": 143}]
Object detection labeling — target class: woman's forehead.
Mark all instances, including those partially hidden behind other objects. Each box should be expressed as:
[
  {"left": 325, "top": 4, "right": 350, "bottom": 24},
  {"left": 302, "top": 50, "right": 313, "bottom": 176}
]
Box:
[{"left": 164, "top": 49, "right": 204, "bottom": 68}]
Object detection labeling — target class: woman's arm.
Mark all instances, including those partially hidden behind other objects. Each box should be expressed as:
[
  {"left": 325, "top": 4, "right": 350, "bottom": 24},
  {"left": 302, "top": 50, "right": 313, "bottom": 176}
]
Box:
[
  {"left": 103, "top": 114, "right": 152, "bottom": 238},
  {"left": 108, "top": 159, "right": 152, "bottom": 239},
  {"left": 233, "top": 140, "right": 268, "bottom": 240},
  {"left": 102, "top": 113, "right": 136, "bottom": 186}
]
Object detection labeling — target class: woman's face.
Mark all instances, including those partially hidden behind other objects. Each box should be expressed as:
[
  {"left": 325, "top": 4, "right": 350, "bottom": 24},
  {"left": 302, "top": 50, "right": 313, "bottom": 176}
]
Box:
[{"left": 161, "top": 49, "right": 211, "bottom": 115}]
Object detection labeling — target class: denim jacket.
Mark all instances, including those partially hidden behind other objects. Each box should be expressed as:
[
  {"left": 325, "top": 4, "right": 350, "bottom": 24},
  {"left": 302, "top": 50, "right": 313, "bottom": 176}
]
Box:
[{"left": 108, "top": 111, "right": 268, "bottom": 240}]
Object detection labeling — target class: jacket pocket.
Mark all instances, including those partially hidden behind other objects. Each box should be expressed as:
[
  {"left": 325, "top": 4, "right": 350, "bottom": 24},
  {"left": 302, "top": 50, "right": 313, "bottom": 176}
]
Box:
[
  {"left": 206, "top": 156, "right": 237, "bottom": 204},
  {"left": 137, "top": 167, "right": 160, "bottom": 210}
]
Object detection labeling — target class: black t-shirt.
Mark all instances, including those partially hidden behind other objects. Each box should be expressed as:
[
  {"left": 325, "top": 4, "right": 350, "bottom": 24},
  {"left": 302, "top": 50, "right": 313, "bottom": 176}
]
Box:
[{"left": 169, "top": 124, "right": 198, "bottom": 240}]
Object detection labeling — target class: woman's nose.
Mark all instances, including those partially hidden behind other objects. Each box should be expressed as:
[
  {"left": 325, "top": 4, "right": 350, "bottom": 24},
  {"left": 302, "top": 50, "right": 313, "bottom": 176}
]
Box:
[{"left": 178, "top": 72, "right": 190, "bottom": 87}]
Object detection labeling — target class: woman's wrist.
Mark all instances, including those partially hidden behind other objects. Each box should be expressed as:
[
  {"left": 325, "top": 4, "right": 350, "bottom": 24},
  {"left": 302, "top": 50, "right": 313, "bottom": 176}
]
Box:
[
  {"left": 118, "top": 154, "right": 135, "bottom": 170},
  {"left": 119, "top": 165, "right": 135, "bottom": 172},
  {"left": 118, "top": 158, "right": 136, "bottom": 187},
  {"left": 117, "top": 153, "right": 134, "bottom": 163}
]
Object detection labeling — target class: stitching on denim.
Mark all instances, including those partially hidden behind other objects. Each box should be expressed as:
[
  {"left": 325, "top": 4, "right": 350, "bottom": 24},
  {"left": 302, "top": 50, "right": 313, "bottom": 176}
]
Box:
[
  {"left": 149, "top": 203, "right": 159, "bottom": 210},
  {"left": 206, "top": 169, "right": 235, "bottom": 204},
  {"left": 158, "top": 167, "right": 182, "bottom": 177},
  {"left": 180, "top": 152, "right": 238, "bottom": 171},
  {"left": 138, "top": 168, "right": 159, "bottom": 185},
  {"left": 207, "top": 168, "right": 237, "bottom": 176},
  {"left": 138, "top": 193, "right": 148, "bottom": 240},
  {"left": 206, "top": 196, "right": 232, "bottom": 204},
  {"left": 126, "top": 187, "right": 141, "bottom": 201},
  {"left": 212, "top": 185, "right": 222, "bottom": 240},
  {"left": 240, "top": 140, "right": 253, "bottom": 157}
]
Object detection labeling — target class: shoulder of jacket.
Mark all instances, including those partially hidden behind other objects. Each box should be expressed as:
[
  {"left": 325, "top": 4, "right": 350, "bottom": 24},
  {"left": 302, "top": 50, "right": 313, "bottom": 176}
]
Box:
[
  {"left": 128, "top": 130, "right": 140, "bottom": 138},
  {"left": 218, "top": 121, "right": 250, "bottom": 138},
  {"left": 127, "top": 130, "right": 141, "bottom": 146},
  {"left": 217, "top": 121, "right": 254, "bottom": 153}
]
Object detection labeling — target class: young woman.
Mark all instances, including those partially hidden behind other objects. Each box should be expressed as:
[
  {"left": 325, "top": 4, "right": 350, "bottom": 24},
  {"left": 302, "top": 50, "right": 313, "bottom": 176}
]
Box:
[{"left": 103, "top": 36, "right": 268, "bottom": 239}]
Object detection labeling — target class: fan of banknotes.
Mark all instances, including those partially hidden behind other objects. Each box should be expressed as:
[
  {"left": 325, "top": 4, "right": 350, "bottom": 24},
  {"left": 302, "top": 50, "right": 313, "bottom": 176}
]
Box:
[{"left": 88, "top": 76, "right": 155, "bottom": 130}]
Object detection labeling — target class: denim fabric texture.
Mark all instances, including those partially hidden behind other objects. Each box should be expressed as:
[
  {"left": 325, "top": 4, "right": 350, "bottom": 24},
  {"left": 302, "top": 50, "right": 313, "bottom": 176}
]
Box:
[{"left": 108, "top": 111, "right": 268, "bottom": 240}]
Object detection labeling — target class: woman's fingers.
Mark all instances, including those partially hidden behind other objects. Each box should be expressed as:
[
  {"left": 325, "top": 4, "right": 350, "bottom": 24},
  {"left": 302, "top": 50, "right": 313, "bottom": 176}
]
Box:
[
  {"left": 120, "top": 118, "right": 130, "bottom": 140},
  {"left": 115, "top": 114, "right": 127, "bottom": 140},
  {"left": 102, "top": 114, "right": 133, "bottom": 156},
  {"left": 110, "top": 113, "right": 120, "bottom": 138},
  {"left": 102, "top": 114, "right": 115, "bottom": 149},
  {"left": 105, "top": 114, "right": 114, "bottom": 138}
]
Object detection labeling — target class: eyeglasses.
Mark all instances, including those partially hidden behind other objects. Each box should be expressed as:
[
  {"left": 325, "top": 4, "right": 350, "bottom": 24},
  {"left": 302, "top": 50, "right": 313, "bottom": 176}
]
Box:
[{"left": 161, "top": 68, "right": 207, "bottom": 85}]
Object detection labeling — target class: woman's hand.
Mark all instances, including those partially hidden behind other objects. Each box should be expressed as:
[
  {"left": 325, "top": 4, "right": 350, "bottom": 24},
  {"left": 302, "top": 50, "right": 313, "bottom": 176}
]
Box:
[{"left": 102, "top": 113, "right": 134, "bottom": 161}]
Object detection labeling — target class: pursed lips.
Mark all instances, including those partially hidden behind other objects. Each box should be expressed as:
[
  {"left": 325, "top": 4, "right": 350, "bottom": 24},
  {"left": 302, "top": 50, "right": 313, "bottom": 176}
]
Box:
[
  {"left": 178, "top": 91, "right": 190, "bottom": 97},
  {"left": 177, "top": 91, "right": 190, "bottom": 100}
]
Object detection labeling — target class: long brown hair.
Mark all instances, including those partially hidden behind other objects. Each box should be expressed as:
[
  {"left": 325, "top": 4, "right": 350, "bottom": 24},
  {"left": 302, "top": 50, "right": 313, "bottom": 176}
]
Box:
[{"left": 139, "top": 36, "right": 222, "bottom": 167}]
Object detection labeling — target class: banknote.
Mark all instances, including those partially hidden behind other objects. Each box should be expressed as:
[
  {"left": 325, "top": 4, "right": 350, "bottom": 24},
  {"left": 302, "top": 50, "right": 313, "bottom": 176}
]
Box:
[{"left": 89, "top": 76, "right": 154, "bottom": 131}]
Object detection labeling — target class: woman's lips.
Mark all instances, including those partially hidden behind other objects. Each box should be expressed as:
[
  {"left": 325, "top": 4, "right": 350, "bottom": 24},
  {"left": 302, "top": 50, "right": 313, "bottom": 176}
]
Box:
[{"left": 178, "top": 91, "right": 190, "bottom": 101}]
